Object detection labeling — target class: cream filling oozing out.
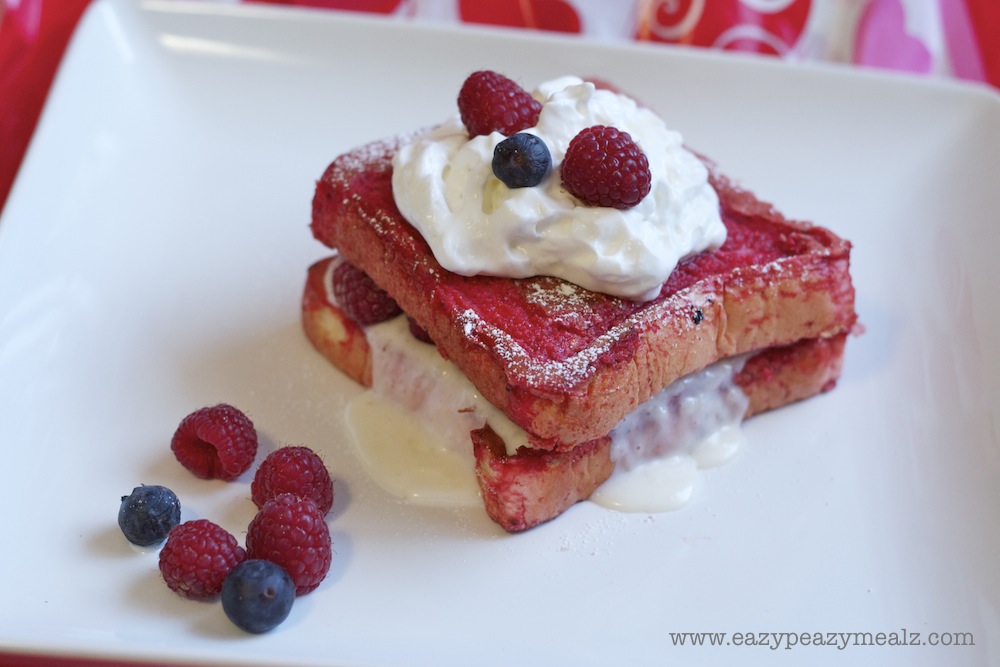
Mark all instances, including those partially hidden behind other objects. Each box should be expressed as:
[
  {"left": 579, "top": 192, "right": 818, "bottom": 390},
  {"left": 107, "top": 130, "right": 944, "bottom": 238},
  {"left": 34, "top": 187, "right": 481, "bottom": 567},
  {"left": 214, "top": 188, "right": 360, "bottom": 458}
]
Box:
[{"left": 344, "top": 315, "right": 748, "bottom": 513}]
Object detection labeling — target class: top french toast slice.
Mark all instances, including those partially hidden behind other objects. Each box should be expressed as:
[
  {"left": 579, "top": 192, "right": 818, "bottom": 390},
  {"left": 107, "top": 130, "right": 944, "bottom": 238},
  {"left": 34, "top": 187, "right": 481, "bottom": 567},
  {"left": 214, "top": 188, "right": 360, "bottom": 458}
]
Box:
[{"left": 311, "top": 136, "right": 856, "bottom": 448}]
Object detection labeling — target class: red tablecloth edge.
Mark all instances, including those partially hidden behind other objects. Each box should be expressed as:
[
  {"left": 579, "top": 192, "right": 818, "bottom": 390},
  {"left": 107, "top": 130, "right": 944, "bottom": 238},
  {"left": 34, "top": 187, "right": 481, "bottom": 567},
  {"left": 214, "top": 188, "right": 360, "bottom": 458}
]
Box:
[
  {"left": 965, "top": 0, "right": 1000, "bottom": 85},
  {"left": 0, "top": 651, "right": 182, "bottom": 667},
  {"left": 0, "top": 0, "right": 90, "bottom": 214}
]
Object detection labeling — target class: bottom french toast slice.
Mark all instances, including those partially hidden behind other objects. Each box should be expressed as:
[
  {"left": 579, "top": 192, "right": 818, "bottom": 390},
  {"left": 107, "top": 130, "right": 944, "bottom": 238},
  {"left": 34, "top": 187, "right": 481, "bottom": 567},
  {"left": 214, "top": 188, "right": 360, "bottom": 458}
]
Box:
[
  {"left": 302, "top": 256, "right": 847, "bottom": 531},
  {"left": 473, "top": 333, "right": 846, "bottom": 531}
]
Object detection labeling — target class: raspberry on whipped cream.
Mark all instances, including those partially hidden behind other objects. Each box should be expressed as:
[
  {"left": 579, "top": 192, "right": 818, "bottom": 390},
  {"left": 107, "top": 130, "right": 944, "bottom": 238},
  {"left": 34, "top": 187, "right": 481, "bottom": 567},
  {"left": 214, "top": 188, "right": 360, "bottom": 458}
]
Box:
[{"left": 391, "top": 75, "right": 726, "bottom": 302}]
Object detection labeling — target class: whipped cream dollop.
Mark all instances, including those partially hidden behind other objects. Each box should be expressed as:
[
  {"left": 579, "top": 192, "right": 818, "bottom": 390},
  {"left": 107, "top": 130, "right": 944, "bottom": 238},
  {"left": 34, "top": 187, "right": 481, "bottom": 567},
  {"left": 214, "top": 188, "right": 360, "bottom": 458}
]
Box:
[{"left": 391, "top": 76, "right": 726, "bottom": 301}]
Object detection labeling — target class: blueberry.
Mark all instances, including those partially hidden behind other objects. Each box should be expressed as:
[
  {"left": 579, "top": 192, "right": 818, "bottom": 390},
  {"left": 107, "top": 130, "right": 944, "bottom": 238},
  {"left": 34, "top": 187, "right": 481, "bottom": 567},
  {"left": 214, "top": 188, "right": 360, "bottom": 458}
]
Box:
[
  {"left": 222, "top": 560, "right": 296, "bottom": 634},
  {"left": 492, "top": 133, "right": 551, "bottom": 188},
  {"left": 118, "top": 485, "right": 181, "bottom": 547}
]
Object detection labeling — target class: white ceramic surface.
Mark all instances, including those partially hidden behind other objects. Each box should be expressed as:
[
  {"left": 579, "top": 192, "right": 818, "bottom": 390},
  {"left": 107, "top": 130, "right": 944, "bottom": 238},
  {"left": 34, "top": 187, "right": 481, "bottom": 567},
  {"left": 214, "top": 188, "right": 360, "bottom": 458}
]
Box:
[{"left": 1, "top": 0, "right": 999, "bottom": 665}]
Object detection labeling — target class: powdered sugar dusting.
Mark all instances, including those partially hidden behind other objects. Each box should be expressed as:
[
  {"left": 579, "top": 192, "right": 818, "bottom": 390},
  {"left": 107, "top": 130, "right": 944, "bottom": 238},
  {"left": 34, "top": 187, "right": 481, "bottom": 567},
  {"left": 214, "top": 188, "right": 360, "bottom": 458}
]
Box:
[
  {"left": 458, "top": 309, "right": 477, "bottom": 338},
  {"left": 523, "top": 279, "right": 606, "bottom": 332},
  {"left": 556, "top": 512, "right": 632, "bottom": 557},
  {"left": 327, "top": 133, "right": 413, "bottom": 182},
  {"left": 456, "top": 301, "right": 624, "bottom": 391}
]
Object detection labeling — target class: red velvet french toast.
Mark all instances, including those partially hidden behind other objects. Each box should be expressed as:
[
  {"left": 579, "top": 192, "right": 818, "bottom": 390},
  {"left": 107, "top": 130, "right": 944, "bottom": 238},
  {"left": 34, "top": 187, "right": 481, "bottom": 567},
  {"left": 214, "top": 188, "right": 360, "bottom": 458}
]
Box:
[{"left": 303, "top": 71, "right": 856, "bottom": 530}]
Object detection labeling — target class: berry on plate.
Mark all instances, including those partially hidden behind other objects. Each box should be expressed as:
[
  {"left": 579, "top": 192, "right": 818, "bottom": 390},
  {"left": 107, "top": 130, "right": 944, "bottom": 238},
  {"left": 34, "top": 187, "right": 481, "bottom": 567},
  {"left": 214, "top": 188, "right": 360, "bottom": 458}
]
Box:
[
  {"left": 221, "top": 559, "right": 296, "bottom": 634},
  {"left": 458, "top": 70, "right": 542, "bottom": 138},
  {"left": 118, "top": 485, "right": 181, "bottom": 547},
  {"left": 159, "top": 519, "right": 247, "bottom": 600},
  {"left": 246, "top": 494, "right": 331, "bottom": 596},
  {"left": 407, "top": 316, "right": 433, "bottom": 344},
  {"left": 492, "top": 133, "right": 551, "bottom": 188},
  {"left": 251, "top": 446, "right": 335, "bottom": 515},
  {"left": 561, "top": 124, "right": 651, "bottom": 210},
  {"left": 331, "top": 259, "right": 401, "bottom": 326},
  {"left": 171, "top": 404, "right": 258, "bottom": 481}
]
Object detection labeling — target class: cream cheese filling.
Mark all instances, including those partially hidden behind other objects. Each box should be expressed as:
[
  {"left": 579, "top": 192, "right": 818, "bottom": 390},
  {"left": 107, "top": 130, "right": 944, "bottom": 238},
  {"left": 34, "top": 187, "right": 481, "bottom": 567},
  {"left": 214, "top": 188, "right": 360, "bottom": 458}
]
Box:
[{"left": 344, "top": 314, "right": 749, "bottom": 514}]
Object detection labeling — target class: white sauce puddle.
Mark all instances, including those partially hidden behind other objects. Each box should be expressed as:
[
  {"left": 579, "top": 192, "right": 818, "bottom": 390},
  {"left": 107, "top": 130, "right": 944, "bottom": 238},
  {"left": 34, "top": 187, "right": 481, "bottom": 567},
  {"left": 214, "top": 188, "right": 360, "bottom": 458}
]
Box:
[
  {"left": 590, "top": 425, "right": 745, "bottom": 512},
  {"left": 346, "top": 394, "right": 481, "bottom": 507}
]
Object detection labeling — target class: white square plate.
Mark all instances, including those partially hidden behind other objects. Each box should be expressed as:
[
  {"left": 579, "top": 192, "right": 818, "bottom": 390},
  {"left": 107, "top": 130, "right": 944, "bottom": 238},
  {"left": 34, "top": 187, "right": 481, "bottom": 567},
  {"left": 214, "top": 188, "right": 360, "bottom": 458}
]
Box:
[{"left": 1, "top": 0, "right": 999, "bottom": 665}]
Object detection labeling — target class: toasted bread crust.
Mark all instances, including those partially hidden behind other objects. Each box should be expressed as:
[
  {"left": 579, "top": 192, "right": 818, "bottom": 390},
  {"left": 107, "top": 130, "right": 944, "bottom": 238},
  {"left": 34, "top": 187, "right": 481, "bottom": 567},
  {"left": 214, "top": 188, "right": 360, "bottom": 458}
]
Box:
[
  {"left": 736, "top": 330, "right": 846, "bottom": 416},
  {"left": 311, "top": 138, "right": 856, "bottom": 448},
  {"left": 302, "top": 257, "right": 372, "bottom": 387},
  {"left": 472, "top": 429, "right": 614, "bottom": 533}
]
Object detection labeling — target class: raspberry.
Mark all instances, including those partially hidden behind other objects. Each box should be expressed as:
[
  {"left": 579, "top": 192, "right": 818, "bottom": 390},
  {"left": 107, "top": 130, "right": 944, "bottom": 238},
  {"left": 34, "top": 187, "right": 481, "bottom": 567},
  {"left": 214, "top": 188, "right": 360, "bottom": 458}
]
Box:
[
  {"left": 171, "top": 404, "right": 258, "bottom": 481},
  {"left": 331, "top": 259, "right": 401, "bottom": 325},
  {"left": 221, "top": 560, "right": 296, "bottom": 634},
  {"left": 251, "top": 446, "right": 335, "bottom": 515},
  {"left": 560, "top": 125, "right": 652, "bottom": 210},
  {"left": 159, "top": 519, "right": 247, "bottom": 599},
  {"left": 407, "top": 316, "right": 433, "bottom": 344},
  {"left": 118, "top": 484, "right": 181, "bottom": 547},
  {"left": 246, "top": 494, "right": 331, "bottom": 596},
  {"left": 492, "top": 133, "right": 551, "bottom": 188},
  {"left": 458, "top": 70, "right": 542, "bottom": 138}
]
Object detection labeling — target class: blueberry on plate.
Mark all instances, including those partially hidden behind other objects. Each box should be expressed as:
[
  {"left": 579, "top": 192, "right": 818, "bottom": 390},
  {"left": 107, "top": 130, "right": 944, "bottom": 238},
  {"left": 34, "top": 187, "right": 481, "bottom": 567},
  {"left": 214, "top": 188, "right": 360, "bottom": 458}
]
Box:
[
  {"left": 118, "top": 484, "right": 181, "bottom": 547},
  {"left": 222, "top": 560, "right": 296, "bottom": 634},
  {"left": 492, "top": 133, "right": 551, "bottom": 188}
]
